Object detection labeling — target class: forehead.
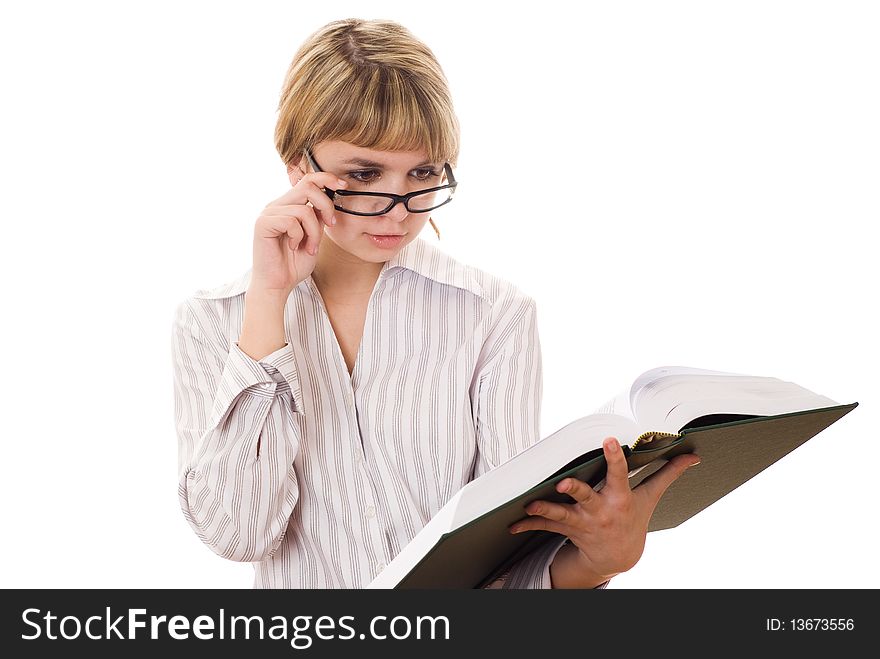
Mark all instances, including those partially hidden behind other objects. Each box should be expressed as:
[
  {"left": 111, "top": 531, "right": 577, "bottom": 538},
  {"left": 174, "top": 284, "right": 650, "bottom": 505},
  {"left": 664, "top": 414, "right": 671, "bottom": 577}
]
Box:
[{"left": 315, "top": 140, "right": 436, "bottom": 168}]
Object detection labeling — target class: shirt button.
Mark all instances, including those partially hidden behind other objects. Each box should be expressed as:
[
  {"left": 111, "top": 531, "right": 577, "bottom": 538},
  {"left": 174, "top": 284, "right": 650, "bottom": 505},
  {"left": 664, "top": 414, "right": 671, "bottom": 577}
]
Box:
[
  {"left": 376, "top": 562, "right": 386, "bottom": 572},
  {"left": 366, "top": 505, "right": 376, "bottom": 519}
]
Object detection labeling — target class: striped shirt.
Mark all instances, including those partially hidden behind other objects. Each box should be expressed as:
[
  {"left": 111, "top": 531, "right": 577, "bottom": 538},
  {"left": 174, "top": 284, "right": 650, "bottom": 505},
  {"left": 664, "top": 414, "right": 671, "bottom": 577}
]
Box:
[{"left": 171, "top": 236, "right": 583, "bottom": 588}]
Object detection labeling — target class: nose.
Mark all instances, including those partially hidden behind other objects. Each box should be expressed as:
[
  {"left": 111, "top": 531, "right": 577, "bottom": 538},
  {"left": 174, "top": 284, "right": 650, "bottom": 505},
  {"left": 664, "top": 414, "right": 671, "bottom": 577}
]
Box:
[{"left": 384, "top": 199, "right": 410, "bottom": 222}]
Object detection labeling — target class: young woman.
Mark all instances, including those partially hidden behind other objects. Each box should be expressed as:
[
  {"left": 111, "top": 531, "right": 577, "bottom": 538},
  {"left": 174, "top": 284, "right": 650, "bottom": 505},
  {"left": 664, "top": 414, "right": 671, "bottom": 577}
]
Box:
[{"left": 171, "top": 18, "right": 700, "bottom": 589}]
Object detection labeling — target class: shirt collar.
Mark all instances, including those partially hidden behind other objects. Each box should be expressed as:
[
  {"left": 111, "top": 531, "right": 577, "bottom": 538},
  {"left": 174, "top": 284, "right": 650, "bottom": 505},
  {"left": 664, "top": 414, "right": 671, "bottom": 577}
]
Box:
[
  {"left": 193, "top": 236, "right": 484, "bottom": 301},
  {"left": 382, "top": 236, "right": 484, "bottom": 299}
]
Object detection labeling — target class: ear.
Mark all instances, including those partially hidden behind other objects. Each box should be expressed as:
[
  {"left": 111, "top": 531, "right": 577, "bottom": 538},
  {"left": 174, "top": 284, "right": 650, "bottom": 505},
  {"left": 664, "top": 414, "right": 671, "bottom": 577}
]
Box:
[{"left": 287, "top": 155, "right": 306, "bottom": 186}]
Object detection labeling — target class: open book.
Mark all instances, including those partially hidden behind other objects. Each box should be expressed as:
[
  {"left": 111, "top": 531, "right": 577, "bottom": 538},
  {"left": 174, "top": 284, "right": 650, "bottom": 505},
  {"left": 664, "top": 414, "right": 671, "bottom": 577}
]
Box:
[{"left": 367, "top": 365, "right": 858, "bottom": 589}]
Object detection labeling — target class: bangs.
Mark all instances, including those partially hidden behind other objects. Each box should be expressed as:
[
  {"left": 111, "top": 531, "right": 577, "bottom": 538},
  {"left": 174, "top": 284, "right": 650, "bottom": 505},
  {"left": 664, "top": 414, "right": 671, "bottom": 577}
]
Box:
[
  {"left": 310, "top": 67, "right": 458, "bottom": 166},
  {"left": 274, "top": 18, "right": 462, "bottom": 170}
]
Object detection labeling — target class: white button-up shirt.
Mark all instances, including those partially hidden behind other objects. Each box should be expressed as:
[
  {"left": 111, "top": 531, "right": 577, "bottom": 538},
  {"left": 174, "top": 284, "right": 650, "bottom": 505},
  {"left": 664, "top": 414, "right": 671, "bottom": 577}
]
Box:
[{"left": 171, "top": 236, "right": 570, "bottom": 588}]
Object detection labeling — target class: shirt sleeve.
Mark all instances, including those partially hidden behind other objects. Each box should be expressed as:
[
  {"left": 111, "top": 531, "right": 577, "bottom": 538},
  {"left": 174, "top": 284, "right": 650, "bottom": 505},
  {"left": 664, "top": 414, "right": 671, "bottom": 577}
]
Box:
[
  {"left": 171, "top": 297, "right": 305, "bottom": 563},
  {"left": 470, "top": 294, "right": 610, "bottom": 590},
  {"left": 466, "top": 294, "right": 552, "bottom": 588},
  {"left": 483, "top": 539, "right": 612, "bottom": 589}
]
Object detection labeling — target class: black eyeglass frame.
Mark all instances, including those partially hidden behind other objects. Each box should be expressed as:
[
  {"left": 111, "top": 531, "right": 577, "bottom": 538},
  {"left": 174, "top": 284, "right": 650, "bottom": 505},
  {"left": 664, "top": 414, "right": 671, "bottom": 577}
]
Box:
[{"left": 302, "top": 148, "right": 458, "bottom": 217}]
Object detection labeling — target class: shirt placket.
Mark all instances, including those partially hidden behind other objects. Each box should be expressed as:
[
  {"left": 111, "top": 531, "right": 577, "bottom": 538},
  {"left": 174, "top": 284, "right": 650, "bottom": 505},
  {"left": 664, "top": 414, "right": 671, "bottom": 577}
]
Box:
[{"left": 307, "top": 268, "right": 395, "bottom": 578}]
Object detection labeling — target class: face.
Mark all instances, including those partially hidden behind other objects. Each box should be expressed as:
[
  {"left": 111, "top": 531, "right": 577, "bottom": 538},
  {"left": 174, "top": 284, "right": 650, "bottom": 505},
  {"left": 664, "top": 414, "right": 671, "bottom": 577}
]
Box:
[{"left": 289, "top": 140, "right": 447, "bottom": 264}]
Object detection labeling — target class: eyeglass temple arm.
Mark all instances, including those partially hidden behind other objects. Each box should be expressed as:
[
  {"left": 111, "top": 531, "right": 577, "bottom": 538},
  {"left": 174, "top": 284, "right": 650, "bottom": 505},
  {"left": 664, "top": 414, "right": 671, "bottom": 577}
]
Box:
[
  {"left": 303, "top": 148, "right": 321, "bottom": 173},
  {"left": 302, "top": 148, "right": 337, "bottom": 200}
]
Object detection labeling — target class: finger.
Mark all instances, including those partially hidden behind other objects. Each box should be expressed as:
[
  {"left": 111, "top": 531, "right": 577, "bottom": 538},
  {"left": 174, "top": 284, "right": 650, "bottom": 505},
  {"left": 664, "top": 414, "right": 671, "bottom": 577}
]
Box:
[
  {"left": 602, "top": 437, "right": 630, "bottom": 492},
  {"left": 261, "top": 216, "right": 307, "bottom": 254},
  {"left": 263, "top": 200, "right": 335, "bottom": 231},
  {"left": 257, "top": 213, "right": 304, "bottom": 245},
  {"left": 524, "top": 499, "right": 578, "bottom": 525},
  {"left": 508, "top": 515, "right": 573, "bottom": 537},
  {"left": 295, "top": 208, "right": 323, "bottom": 256},
  {"left": 269, "top": 173, "right": 348, "bottom": 210},
  {"left": 636, "top": 453, "right": 701, "bottom": 506},
  {"left": 260, "top": 206, "right": 320, "bottom": 254},
  {"left": 271, "top": 180, "right": 341, "bottom": 227},
  {"left": 301, "top": 182, "right": 342, "bottom": 226},
  {"left": 271, "top": 172, "right": 347, "bottom": 205},
  {"left": 556, "top": 477, "right": 597, "bottom": 507}
]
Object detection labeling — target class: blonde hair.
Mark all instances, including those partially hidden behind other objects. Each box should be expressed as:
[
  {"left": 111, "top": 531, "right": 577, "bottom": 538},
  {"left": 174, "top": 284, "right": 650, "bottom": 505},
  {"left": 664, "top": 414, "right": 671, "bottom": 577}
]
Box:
[{"left": 274, "top": 18, "right": 461, "bottom": 169}]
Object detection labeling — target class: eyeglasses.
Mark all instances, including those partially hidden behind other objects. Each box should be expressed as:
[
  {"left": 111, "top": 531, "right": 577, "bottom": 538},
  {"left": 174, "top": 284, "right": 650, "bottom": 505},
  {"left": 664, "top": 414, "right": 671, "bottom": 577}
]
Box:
[{"left": 302, "top": 148, "right": 458, "bottom": 217}]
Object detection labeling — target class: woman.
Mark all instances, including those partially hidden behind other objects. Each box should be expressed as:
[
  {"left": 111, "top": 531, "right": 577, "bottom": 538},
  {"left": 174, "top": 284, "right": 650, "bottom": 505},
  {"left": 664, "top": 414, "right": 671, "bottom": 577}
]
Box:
[{"left": 171, "top": 18, "right": 700, "bottom": 589}]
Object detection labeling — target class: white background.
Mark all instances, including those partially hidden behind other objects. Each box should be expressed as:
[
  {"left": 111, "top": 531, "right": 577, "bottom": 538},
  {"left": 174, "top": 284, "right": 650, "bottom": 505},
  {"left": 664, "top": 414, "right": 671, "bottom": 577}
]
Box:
[{"left": 1, "top": 0, "right": 876, "bottom": 589}]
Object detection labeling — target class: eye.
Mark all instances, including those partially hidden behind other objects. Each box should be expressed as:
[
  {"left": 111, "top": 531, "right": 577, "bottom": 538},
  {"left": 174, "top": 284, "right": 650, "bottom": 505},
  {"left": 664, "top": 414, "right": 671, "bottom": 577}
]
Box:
[
  {"left": 347, "top": 170, "right": 380, "bottom": 184},
  {"left": 413, "top": 168, "right": 441, "bottom": 181},
  {"left": 346, "top": 168, "right": 442, "bottom": 186}
]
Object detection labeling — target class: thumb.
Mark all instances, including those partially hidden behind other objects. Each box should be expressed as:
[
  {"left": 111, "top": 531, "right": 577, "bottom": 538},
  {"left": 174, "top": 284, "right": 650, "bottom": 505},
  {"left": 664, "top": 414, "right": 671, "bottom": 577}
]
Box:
[{"left": 637, "top": 453, "right": 701, "bottom": 507}]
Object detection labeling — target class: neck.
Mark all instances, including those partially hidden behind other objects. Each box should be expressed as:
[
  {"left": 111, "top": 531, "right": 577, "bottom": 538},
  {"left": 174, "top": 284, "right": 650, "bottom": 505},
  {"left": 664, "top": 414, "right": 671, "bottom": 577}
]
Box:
[{"left": 311, "top": 237, "right": 385, "bottom": 302}]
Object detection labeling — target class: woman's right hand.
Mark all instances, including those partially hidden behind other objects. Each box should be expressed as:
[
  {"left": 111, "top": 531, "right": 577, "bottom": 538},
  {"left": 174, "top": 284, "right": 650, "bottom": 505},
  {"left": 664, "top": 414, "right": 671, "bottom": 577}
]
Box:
[{"left": 248, "top": 171, "right": 348, "bottom": 298}]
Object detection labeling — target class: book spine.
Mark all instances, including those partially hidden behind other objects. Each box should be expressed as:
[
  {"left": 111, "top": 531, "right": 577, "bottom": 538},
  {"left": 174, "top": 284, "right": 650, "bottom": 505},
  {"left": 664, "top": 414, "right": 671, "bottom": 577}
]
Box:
[{"left": 631, "top": 431, "right": 682, "bottom": 449}]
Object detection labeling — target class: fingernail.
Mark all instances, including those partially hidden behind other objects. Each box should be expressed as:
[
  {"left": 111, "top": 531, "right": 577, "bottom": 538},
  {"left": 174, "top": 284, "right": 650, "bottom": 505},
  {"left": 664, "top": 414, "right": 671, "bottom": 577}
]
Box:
[
  {"left": 331, "top": 215, "right": 336, "bottom": 225},
  {"left": 690, "top": 459, "right": 701, "bottom": 467},
  {"left": 509, "top": 525, "right": 521, "bottom": 534},
  {"left": 336, "top": 179, "right": 347, "bottom": 187},
  {"left": 606, "top": 438, "right": 619, "bottom": 451},
  {"left": 558, "top": 479, "right": 570, "bottom": 492}
]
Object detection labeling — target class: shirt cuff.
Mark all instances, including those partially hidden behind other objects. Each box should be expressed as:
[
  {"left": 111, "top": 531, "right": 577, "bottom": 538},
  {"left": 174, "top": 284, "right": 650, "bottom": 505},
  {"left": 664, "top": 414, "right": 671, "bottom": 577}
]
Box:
[
  {"left": 250, "top": 342, "right": 305, "bottom": 415},
  {"left": 484, "top": 537, "right": 613, "bottom": 589},
  {"left": 485, "top": 535, "right": 569, "bottom": 589},
  {"left": 206, "top": 341, "right": 305, "bottom": 429}
]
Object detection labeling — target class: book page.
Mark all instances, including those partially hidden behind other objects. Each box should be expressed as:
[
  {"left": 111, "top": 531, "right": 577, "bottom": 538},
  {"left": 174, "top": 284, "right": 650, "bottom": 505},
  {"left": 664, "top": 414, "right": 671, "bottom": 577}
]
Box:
[
  {"left": 662, "top": 392, "right": 840, "bottom": 433},
  {"left": 629, "top": 366, "right": 839, "bottom": 431},
  {"left": 593, "top": 386, "right": 637, "bottom": 424},
  {"left": 629, "top": 365, "right": 750, "bottom": 418}
]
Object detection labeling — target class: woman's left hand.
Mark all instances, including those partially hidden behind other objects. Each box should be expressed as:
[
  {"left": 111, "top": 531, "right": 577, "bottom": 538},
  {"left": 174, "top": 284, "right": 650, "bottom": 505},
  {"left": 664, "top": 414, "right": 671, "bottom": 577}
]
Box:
[{"left": 509, "top": 436, "right": 701, "bottom": 587}]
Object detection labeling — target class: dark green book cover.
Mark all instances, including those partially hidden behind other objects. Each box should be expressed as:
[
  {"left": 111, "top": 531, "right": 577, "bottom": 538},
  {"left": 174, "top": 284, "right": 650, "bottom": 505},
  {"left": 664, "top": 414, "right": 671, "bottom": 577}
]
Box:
[{"left": 392, "top": 402, "right": 858, "bottom": 589}]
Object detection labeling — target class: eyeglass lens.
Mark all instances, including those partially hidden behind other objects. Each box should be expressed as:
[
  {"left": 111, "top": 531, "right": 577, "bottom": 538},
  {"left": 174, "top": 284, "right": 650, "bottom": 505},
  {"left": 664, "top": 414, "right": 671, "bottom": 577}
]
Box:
[{"left": 333, "top": 188, "right": 453, "bottom": 214}]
